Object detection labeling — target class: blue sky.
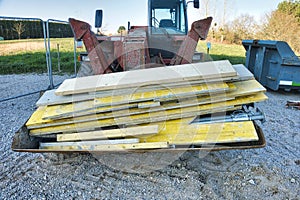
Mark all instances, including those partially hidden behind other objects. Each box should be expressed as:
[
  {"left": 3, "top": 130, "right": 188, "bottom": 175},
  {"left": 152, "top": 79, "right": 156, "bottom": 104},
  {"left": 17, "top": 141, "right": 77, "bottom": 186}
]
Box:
[{"left": 0, "top": 0, "right": 283, "bottom": 33}]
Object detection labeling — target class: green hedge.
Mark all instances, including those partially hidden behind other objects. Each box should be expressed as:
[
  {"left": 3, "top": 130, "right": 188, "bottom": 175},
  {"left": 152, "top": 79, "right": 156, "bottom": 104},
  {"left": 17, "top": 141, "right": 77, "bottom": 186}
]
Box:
[{"left": 0, "top": 19, "right": 73, "bottom": 40}]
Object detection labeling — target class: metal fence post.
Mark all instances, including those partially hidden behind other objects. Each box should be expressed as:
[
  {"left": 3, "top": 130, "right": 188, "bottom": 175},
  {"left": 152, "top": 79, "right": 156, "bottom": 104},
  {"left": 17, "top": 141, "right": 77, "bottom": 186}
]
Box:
[
  {"left": 73, "top": 38, "right": 77, "bottom": 76},
  {"left": 46, "top": 20, "right": 54, "bottom": 89},
  {"left": 57, "top": 43, "right": 61, "bottom": 72}
]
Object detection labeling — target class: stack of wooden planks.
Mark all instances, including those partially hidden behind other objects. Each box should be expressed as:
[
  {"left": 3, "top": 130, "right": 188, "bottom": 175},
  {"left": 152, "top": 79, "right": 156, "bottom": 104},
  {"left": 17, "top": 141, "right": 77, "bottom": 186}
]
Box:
[{"left": 25, "top": 60, "right": 267, "bottom": 151}]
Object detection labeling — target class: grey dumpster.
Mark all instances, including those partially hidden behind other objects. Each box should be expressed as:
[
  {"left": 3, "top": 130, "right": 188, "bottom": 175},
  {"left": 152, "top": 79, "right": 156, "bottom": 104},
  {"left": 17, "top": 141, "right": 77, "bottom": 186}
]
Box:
[{"left": 242, "top": 40, "right": 300, "bottom": 91}]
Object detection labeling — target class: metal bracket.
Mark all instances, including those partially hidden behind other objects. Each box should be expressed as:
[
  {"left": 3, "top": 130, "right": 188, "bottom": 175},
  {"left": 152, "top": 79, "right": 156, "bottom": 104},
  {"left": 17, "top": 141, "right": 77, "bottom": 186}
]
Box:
[{"left": 192, "top": 105, "right": 265, "bottom": 124}]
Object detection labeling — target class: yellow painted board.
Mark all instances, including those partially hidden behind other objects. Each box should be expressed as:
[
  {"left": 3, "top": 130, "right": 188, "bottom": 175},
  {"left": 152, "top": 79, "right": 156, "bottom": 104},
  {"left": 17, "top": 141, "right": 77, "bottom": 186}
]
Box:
[
  {"left": 42, "top": 101, "right": 140, "bottom": 121},
  {"left": 40, "top": 121, "right": 258, "bottom": 151},
  {"left": 27, "top": 86, "right": 266, "bottom": 131},
  {"left": 40, "top": 142, "right": 170, "bottom": 151},
  {"left": 29, "top": 92, "right": 267, "bottom": 135},
  {"left": 139, "top": 121, "right": 259, "bottom": 145},
  {"left": 226, "top": 79, "right": 266, "bottom": 97},
  {"left": 43, "top": 92, "right": 230, "bottom": 122},
  {"left": 93, "top": 82, "right": 229, "bottom": 105},
  {"left": 29, "top": 105, "right": 235, "bottom": 135},
  {"left": 55, "top": 60, "right": 236, "bottom": 96},
  {"left": 57, "top": 125, "right": 159, "bottom": 142},
  {"left": 27, "top": 94, "right": 235, "bottom": 129},
  {"left": 43, "top": 81, "right": 230, "bottom": 120},
  {"left": 42, "top": 79, "right": 264, "bottom": 121},
  {"left": 36, "top": 64, "right": 251, "bottom": 107},
  {"left": 26, "top": 106, "right": 47, "bottom": 127}
]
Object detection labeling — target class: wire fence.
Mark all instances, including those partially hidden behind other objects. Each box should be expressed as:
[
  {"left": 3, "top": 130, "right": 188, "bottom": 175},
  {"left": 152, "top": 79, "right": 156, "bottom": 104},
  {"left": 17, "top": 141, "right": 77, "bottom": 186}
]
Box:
[{"left": 0, "top": 16, "right": 81, "bottom": 89}]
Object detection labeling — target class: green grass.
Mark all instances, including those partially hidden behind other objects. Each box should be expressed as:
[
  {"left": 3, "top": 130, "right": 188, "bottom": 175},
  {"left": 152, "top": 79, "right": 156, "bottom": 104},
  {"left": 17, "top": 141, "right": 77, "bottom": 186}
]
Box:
[
  {"left": 0, "top": 52, "right": 77, "bottom": 74},
  {"left": 197, "top": 41, "right": 246, "bottom": 65},
  {"left": 0, "top": 39, "right": 247, "bottom": 74},
  {"left": 0, "top": 52, "right": 46, "bottom": 74},
  {"left": 0, "top": 38, "right": 81, "bottom": 74}
]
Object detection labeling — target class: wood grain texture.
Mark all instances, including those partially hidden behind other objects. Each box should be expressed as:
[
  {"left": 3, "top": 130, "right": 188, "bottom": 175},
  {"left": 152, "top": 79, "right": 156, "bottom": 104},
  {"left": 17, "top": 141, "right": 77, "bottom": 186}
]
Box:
[
  {"left": 40, "top": 142, "right": 169, "bottom": 151},
  {"left": 36, "top": 89, "right": 96, "bottom": 107},
  {"left": 29, "top": 92, "right": 267, "bottom": 135},
  {"left": 36, "top": 64, "right": 252, "bottom": 107},
  {"left": 55, "top": 60, "right": 237, "bottom": 96},
  {"left": 41, "top": 121, "right": 258, "bottom": 150},
  {"left": 138, "top": 121, "right": 259, "bottom": 145},
  {"left": 233, "top": 64, "right": 254, "bottom": 81},
  {"left": 26, "top": 79, "right": 266, "bottom": 130},
  {"left": 40, "top": 138, "right": 139, "bottom": 148},
  {"left": 42, "top": 82, "right": 230, "bottom": 120},
  {"left": 57, "top": 125, "right": 159, "bottom": 141},
  {"left": 39, "top": 79, "right": 264, "bottom": 122},
  {"left": 27, "top": 96, "right": 234, "bottom": 129}
]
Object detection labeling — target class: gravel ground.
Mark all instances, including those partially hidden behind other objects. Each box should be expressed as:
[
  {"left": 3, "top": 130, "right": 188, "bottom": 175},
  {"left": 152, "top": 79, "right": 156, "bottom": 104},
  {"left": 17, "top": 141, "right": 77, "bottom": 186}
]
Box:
[{"left": 0, "top": 74, "right": 299, "bottom": 200}]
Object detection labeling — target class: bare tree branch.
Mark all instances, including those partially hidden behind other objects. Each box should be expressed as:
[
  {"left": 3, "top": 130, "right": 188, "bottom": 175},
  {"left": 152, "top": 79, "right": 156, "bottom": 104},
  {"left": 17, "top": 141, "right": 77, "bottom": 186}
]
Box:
[{"left": 13, "top": 22, "right": 26, "bottom": 40}]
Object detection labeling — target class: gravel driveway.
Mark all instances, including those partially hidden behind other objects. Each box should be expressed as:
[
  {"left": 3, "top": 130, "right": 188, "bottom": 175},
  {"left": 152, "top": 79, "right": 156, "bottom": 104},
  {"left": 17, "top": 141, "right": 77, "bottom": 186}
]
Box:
[{"left": 0, "top": 74, "right": 299, "bottom": 199}]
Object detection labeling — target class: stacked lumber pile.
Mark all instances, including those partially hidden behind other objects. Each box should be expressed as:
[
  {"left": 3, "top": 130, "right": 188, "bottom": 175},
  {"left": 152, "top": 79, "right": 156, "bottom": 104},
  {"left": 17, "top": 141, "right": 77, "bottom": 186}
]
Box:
[{"left": 26, "top": 60, "right": 267, "bottom": 151}]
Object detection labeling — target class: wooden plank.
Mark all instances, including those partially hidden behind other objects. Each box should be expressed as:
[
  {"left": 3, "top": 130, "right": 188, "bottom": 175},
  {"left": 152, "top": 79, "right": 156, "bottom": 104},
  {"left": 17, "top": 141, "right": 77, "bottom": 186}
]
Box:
[
  {"left": 40, "top": 121, "right": 258, "bottom": 151},
  {"left": 26, "top": 95, "right": 236, "bottom": 129},
  {"left": 36, "top": 64, "right": 251, "bottom": 107},
  {"left": 29, "top": 91, "right": 267, "bottom": 135},
  {"left": 40, "top": 138, "right": 139, "bottom": 148},
  {"left": 90, "top": 78, "right": 232, "bottom": 96},
  {"left": 26, "top": 79, "right": 266, "bottom": 130},
  {"left": 226, "top": 79, "right": 266, "bottom": 97},
  {"left": 233, "top": 64, "right": 254, "bottom": 81},
  {"left": 55, "top": 60, "right": 237, "bottom": 96},
  {"left": 36, "top": 89, "right": 96, "bottom": 107},
  {"left": 37, "top": 79, "right": 233, "bottom": 106},
  {"left": 57, "top": 125, "right": 159, "bottom": 142},
  {"left": 41, "top": 79, "right": 263, "bottom": 121},
  {"left": 29, "top": 105, "right": 236, "bottom": 135},
  {"left": 138, "top": 102, "right": 161, "bottom": 109},
  {"left": 40, "top": 142, "right": 169, "bottom": 151},
  {"left": 138, "top": 121, "right": 259, "bottom": 145},
  {"left": 42, "top": 102, "right": 140, "bottom": 121},
  {"left": 90, "top": 82, "right": 230, "bottom": 107},
  {"left": 42, "top": 82, "right": 230, "bottom": 120}
]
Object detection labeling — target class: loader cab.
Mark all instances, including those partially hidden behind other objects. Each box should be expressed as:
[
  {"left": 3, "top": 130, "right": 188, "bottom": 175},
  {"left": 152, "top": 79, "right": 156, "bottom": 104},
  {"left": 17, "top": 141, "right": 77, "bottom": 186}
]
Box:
[
  {"left": 148, "top": 0, "right": 199, "bottom": 35},
  {"left": 147, "top": 0, "right": 199, "bottom": 60}
]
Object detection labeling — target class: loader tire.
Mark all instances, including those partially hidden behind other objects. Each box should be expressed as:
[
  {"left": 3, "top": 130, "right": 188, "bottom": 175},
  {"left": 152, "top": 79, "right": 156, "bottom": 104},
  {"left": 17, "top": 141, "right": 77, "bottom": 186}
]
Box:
[{"left": 77, "top": 62, "right": 95, "bottom": 77}]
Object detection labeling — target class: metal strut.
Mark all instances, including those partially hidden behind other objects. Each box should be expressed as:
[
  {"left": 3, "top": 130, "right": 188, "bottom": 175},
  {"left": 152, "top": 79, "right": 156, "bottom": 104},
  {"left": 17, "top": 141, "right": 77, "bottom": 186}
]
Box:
[
  {"left": 170, "top": 17, "right": 213, "bottom": 65},
  {"left": 192, "top": 107, "right": 266, "bottom": 125},
  {"left": 69, "top": 18, "right": 112, "bottom": 75}
]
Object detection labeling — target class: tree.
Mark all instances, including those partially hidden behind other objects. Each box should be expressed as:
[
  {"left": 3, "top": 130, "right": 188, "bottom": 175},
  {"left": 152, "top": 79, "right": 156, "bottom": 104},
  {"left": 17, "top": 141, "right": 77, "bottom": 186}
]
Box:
[
  {"left": 209, "top": 14, "right": 258, "bottom": 44},
  {"left": 229, "top": 14, "right": 258, "bottom": 44},
  {"left": 277, "top": 0, "right": 300, "bottom": 22},
  {"left": 206, "top": 0, "right": 300, "bottom": 53},
  {"left": 202, "top": 0, "right": 210, "bottom": 17},
  {"left": 258, "top": 10, "right": 300, "bottom": 52},
  {"left": 13, "top": 22, "right": 25, "bottom": 39},
  {"left": 117, "top": 26, "right": 126, "bottom": 35},
  {"left": 259, "top": 0, "right": 300, "bottom": 53}
]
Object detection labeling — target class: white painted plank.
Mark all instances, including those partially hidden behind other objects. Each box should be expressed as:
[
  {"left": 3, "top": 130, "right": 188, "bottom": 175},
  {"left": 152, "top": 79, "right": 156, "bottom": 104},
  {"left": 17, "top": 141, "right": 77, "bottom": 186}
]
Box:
[
  {"left": 55, "top": 60, "right": 236, "bottom": 96},
  {"left": 233, "top": 64, "right": 254, "bottom": 81},
  {"left": 37, "top": 63, "right": 250, "bottom": 107},
  {"left": 40, "top": 138, "right": 139, "bottom": 148}
]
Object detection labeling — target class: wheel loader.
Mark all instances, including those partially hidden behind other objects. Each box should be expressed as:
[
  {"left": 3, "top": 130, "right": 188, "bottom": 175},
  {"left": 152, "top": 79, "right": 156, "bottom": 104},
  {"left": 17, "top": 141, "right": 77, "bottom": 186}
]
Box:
[
  {"left": 12, "top": 0, "right": 267, "bottom": 153},
  {"left": 73, "top": 0, "right": 213, "bottom": 76}
]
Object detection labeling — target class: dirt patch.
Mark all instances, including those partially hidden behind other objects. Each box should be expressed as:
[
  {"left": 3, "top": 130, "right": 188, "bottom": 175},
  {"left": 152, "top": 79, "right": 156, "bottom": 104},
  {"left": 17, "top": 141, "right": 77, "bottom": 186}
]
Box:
[{"left": 0, "top": 41, "right": 45, "bottom": 55}]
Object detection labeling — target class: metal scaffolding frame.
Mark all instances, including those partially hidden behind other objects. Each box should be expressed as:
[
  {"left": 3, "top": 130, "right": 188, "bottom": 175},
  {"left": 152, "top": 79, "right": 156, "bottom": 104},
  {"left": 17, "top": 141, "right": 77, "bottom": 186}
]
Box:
[{"left": 0, "top": 16, "right": 77, "bottom": 90}]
